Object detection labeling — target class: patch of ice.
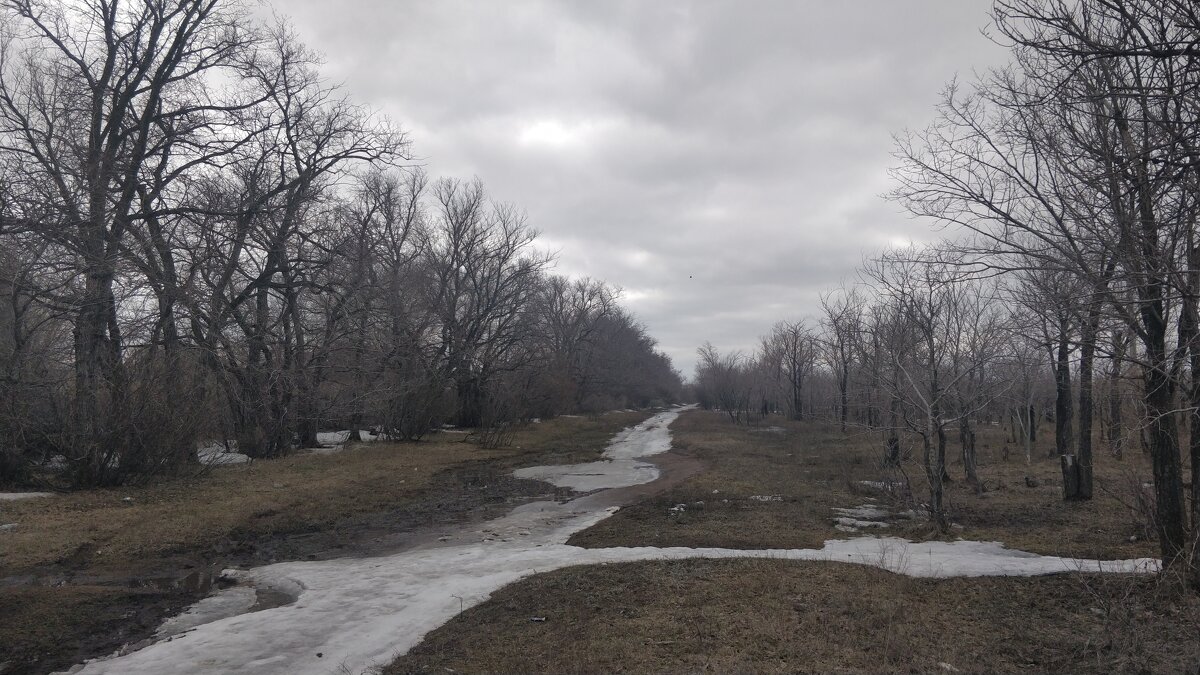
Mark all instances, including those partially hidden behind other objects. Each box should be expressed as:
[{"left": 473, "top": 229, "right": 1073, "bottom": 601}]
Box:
[
  {"left": 832, "top": 504, "right": 890, "bottom": 520},
  {"left": 513, "top": 406, "right": 693, "bottom": 493},
  {"left": 0, "top": 492, "right": 53, "bottom": 500},
  {"left": 74, "top": 530, "right": 1159, "bottom": 675},
  {"left": 513, "top": 460, "right": 659, "bottom": 491},
  {"left": 315, "top": 431, "right": 350, "bottom": 446},
  {"left": 749, "top": 495, "right": 783, "bottom": 502},
  {"left": 155, "top": 587, "right": 258, "bottom": 640},
  {"left": 835, "top": 517, "right": 889, "bottom": 529},
  {"left": 198, "top": 448, "right": 250, "bottom": 466},
  {"left": 314, "top": 430, "right": 379, "bottom": 447}
]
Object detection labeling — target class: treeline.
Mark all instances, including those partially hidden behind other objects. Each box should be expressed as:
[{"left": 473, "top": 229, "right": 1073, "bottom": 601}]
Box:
[
  {"left": 699, "top": 0, "right": 1200, "bottom": 583},
  {"left": 695, "top": 253, "right": 1114, "bottom": 516},
  {"left": 0, "top": 0, "right": 681, "bottom": 489}
]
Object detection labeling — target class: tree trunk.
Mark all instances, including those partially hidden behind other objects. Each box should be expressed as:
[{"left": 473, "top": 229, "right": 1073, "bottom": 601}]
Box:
[
  {"left": 839, "top": 363, "right": 849, "bottom": 432},
  {"left": 961, "top": 416, "right": 982, "bottom": 494},
  {"left": 1053, "top": 318, "right": 1074, "bottom": 458},
  {"left": 1108, "top": 333, "right": 1127, "bottom": 460},
  {"left": 1070, "top": 314, "right": 1098, "bottom": 500},
  {"left": 884, "top": 393, "right": 901, "bottom": 466}
]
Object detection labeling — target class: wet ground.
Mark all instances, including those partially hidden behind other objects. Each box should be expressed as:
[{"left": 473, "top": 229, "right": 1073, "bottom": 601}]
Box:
[
  {"left": 0, "top": 428, "right": 663, "bottom": 675},
  {"left": 65, "top": 410, "right": 698, "bottom": 675}
]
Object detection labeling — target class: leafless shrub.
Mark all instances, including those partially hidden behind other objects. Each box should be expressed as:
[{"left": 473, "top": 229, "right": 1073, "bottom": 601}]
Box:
[{"left": 1098, "top": 471, "right": 1158, "bottom": 543}]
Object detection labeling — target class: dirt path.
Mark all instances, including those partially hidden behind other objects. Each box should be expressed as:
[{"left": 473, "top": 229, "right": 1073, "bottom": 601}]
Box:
[
  {"left": 66, "top": 409, "right": 702, "bottom": 675},
  {"left": 3, "top": 414, "right": 650, "bottom": 675}
]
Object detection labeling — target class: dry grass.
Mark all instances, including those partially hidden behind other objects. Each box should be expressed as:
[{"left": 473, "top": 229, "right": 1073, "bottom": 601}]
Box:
[
  {"left": 0, "top": 413, "right": 646, "bottom": 577},
  {"left": 574, "top": 410, "right": 1161, "bottom": 561},
  {"left": 0, "top": 442, "right": 499, "bottom": 576},
  {"left": 387, "top": 558, "right": 1200, "bottom": 675},
  {"left": 0, "top": 411, "right": 648, "bottom": 675}
]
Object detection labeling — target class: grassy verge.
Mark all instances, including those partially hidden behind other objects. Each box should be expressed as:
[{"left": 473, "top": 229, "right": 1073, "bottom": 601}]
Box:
[
  {"left": 388, "top": 409, "right": 1191, "bottom": 674},
  {"left": 572, "top": 410, "right": 1159, "bottom": 560},
  {"left": 0, "top": 411, "right": 648, "bottom": 675}
]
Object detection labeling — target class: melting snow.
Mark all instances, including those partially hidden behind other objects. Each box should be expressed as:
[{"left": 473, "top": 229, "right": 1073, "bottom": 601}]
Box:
[
  {"left": 0, "top": 492, "right": 53, "bottom": 500},
  {"left": 513, "top": 460, "right": 659, "bottom": 491},
  {"left": 833, "top": 504, "right": 891, "bottom": 520},
  {"left": 154, "top": 587, "right": 258, "bottom": 640},
  {"left": 71, "top": 407, "right": 1161, "bottom": 675},
  {"left": 198, "top": 449, "right": 250, "bottom": 466},
  {"left": 512, "top": 409, "right": 684, "bottom": 492},
  {"left": 835, "top": 517, "right": 889, "bottom": 529}
]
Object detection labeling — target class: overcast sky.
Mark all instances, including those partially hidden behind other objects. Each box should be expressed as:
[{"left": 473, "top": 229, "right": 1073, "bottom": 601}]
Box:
[{"left": 282, "top": 1, "right": 1011, "bottom": 377}]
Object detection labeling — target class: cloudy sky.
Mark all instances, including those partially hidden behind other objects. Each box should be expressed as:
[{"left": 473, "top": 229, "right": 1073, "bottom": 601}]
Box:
[{"left": 282, "top": 1, "right": 1011, "bottom": 376}]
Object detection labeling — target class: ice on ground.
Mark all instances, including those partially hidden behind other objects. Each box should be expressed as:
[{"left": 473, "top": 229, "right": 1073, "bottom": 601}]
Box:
[
  {"left": 197, "top": 446, "right": 250, "bottom": 466},
  {"left": 73, "top": 405, "right": 1160, "bottom": 675},
  {"left": 833, "top": 504, "right": 890, "bottom": 520},
  {"left": 835, "top": 517, "right": 889, "bottom": 529},
  {"left": 155, "top": 587, "right": 258, "bottom": 640},
  {"left": 314, "top": 430, "right": 379, "bottom": 446},
  {"left": 601, "top": 408, "right": 687, "bottom": 460},
  {"left": 0, "top": 492, "right": 53, "bottom": 500},
  {"left": 512, "top": 406, "right": 691, "bottom": 493},
  {"left": 302, "top": 430, "right": 381, "bottom": 455},
  {"left": 513, "top": 460, "right": 659, "bottom": 491}
]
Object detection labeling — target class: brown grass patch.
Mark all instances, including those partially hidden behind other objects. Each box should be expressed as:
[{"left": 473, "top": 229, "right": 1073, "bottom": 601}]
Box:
[
  {"left": 388, "top": 558, "right": 1200, "bottom": 674},
  {"left": 573, "top": 411, "right": 1160, "bottom": 561}
]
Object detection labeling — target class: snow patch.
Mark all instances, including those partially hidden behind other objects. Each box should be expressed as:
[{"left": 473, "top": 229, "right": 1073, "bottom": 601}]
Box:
[
  {"left": 513, "top": 407, "right": 691, "bottom": 492},
  {"left": 154, "top": 587, "right": 258, "bottom": 640},
  {"left": 197, "top": 447, "right": 250, "bottom": 466},
  {"left": 0, "top": 492, "right": 53, "bottom": 501},
  {"left": 513, "top": 460, "right": 659, "bottom": 491},
  {"left": 832, "top": 504, "right": 890, "bottom": 520},
  {"left": 835, "top": 517, "right": 889, "bottom": 529}
]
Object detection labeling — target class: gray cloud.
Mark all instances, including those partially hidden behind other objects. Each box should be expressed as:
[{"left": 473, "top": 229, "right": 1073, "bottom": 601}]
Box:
[{"left": 281, "top": 0, "right": 1010, "bottom": 375}]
